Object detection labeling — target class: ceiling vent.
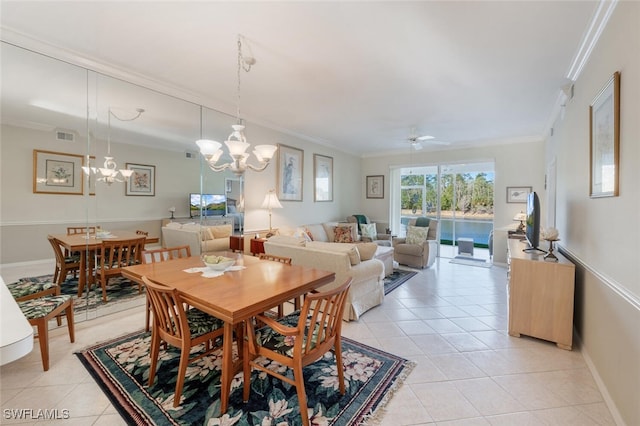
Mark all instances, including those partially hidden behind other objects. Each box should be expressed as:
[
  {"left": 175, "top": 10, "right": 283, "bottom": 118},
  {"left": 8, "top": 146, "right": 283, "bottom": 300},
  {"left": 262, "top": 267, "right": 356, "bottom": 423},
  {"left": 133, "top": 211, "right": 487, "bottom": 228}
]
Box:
[
  {"left": 55, "top": 129, "right": 75, "bottom": 142},
  {"left": 185, "top": 150, "right": 198, "bottom": 159}
]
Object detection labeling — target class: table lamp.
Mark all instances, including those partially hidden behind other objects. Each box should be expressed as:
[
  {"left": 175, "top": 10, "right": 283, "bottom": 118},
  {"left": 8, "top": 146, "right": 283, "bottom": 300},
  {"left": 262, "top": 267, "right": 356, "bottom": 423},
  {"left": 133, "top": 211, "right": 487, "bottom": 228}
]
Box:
[
  {"left": 261, "top": 189, "right": 283, "bottom": 238},
  {"left": 513, "top": 211, "right": 527, "bottom": 233}
]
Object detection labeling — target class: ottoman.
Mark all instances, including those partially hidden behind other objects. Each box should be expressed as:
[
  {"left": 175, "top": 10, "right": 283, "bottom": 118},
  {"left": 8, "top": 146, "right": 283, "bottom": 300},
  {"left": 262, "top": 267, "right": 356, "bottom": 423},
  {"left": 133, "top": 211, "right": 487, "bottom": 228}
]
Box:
[{"left": 374, "top": 246, "right": 395, "bottom": 277}]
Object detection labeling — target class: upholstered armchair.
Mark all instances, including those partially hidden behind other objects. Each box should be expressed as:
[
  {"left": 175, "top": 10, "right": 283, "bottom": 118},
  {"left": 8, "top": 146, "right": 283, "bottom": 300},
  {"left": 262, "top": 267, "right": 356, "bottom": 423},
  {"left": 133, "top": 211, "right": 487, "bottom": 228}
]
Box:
[
  {"left": 346, "top": 215, "right": 392, "bottom": 246},
  {"left": 393, "top": 218, "right": 440, "bottom": 268}
]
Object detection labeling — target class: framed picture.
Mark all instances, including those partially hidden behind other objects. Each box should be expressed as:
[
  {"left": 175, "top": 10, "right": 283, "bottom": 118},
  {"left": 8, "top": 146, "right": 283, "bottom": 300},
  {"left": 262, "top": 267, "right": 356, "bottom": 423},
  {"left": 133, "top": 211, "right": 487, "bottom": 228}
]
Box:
[
  {"left": 125, "top": 163, "right": 155, "bottom": 196},
  {"left": 277, "top": 144, "right": 303, "bottom": 201},
  {"left": 590, "top": 71, "right": 620, "bottom": 198},
  {"left": 506, "top": 186, "right": 532, "bottom": 203},
  {"left": 33, "top": 150, "right": 84, "bottom": 195},
  {"left": 313, "top": 154, "right": 333, "bottom": 202},
  {"left": 366, "top": 175, "right": 384, "bottom": 199}
]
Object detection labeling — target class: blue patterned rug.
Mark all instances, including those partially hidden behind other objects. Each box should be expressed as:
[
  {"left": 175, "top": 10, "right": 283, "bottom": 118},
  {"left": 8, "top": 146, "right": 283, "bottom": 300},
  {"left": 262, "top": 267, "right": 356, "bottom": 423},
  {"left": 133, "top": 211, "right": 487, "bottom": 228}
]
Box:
[
  {"left": 14, "top": 274, "right": 142, "bottom": 312},
  {"left": 383, "top": 269, "right": 418, "bottom": 295},
  {"left": 76, "top": 330, "right": 414, "bottom": 425}
]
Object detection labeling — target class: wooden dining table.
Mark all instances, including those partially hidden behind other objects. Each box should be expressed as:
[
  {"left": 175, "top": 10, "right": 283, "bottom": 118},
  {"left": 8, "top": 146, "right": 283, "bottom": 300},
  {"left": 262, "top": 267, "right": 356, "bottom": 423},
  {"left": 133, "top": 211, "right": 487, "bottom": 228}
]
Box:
[
  {"left": 49, "top": 230, "right": 144, "bottom": 297},
  {"left": 121, "top": 252, "right": 335, "bottom": 414}
]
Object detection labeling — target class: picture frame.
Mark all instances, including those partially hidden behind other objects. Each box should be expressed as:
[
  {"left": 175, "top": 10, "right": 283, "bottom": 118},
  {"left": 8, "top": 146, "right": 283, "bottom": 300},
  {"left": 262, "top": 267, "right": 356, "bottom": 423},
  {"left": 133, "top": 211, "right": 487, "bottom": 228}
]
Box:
[
  {"left": 33, "top": 150, "right": 84, "bottom": 195},
  {"left": 590, "top": 71, "right": 620, "bottom": 198},
  {"left": 277, "top": 144, "right": 303, "bottom": 201},
  {"left": 125, "top": 163, "right": 155, "bottom": 196},
  {"left": 366, "top": 175, "right": 384, "bottom": 199},
  {"left": 506, "top": 186, "right": 532, "bottom": 203},
  {"left": 313, "top": 154, "right": 333, "bottom": 202}
]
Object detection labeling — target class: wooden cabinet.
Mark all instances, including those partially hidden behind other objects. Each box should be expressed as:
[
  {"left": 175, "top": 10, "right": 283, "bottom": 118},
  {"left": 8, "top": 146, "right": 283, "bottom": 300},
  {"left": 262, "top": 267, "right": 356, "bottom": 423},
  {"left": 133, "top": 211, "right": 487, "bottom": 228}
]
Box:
[
  {"left": 229, "top": 235, "right": 244, "bottom": 253},
  {"left": 507, "top": 239, "right": 575, "bottom": 350},
  {"left": 250, "top": 238, "right": 266, "bottom": 256}
]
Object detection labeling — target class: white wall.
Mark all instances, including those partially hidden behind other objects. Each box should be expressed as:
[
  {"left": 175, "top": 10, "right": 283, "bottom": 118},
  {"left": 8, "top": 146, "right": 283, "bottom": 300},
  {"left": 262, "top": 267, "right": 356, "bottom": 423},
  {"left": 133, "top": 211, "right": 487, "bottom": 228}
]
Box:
[{"left": 548, "top": 2, "right": 639, "bottom": 424}]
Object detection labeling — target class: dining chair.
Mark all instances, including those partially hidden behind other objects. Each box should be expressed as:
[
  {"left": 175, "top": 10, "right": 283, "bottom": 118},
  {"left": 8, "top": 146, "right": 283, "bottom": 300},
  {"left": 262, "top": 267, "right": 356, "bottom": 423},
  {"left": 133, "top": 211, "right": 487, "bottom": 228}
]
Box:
[
  {"left": 95, "top": 236, "right": 146, "bottom": 302},
  {"left": 47, "top": 236, "right": 81, "bottom": 285},
  {"left": 17, "top": 294, "right": 75, "bottom": 371},
  {"left": 243, "top": 278, "right": 352, "bottom": 426},
  {"left": 66, "top": 226, "right": 97, "bottom": 235},
  {"left": 141, "top": 276, "right": 230, "bottom": 408},
  {"left": 258, "top": 253, "right": 295, "bottom": 317},
  {"left": 140, "top": 245, "right": 191, "bottom": 331},
  {"left": 8, "top": 278, "right": 63, "bottom": 326}
]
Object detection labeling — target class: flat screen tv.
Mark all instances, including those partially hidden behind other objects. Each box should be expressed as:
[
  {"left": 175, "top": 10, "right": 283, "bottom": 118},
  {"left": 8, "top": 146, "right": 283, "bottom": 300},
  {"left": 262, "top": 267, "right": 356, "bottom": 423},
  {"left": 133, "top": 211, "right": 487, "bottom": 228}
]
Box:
[
  {"left": 524, "top": 191, "right": 544, "bottom": 252},
  {"left": 190, "top": 193, "right": 226, "bottom": 217}
]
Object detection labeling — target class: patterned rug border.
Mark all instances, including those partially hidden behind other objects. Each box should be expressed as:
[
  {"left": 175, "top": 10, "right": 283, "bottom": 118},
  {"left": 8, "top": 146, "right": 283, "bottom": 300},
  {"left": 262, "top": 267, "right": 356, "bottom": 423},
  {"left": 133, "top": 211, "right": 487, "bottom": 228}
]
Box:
[
  {"left": 384, "top": 269, "right": 418, "bottom": 295},
  {"left": 75, "top": 330, "right": 415, "bottom": 426}
]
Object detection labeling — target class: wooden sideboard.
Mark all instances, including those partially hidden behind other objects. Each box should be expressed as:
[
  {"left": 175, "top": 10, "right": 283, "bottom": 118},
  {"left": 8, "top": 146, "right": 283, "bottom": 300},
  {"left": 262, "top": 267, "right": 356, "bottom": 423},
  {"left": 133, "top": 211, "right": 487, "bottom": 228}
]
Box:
[{"left": 507, "top": 239, "right": 576, "bottom": 350}]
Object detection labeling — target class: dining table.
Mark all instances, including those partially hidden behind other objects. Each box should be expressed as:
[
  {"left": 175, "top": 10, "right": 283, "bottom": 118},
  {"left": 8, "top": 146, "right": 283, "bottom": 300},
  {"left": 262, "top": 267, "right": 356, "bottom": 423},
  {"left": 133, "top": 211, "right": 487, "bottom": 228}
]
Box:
[
  {"left": 121, "top": 251, "right": 335, "bottom": 414},
  {"left": 49, "top": 230, "right": 144, "bottom": 297}
]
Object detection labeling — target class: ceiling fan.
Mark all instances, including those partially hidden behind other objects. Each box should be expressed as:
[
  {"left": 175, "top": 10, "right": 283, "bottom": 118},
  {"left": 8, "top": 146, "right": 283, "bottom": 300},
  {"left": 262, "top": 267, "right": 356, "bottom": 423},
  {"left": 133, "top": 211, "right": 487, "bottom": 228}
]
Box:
[{"left": 404, "top": 129, "right": 449, "bottom": 150}]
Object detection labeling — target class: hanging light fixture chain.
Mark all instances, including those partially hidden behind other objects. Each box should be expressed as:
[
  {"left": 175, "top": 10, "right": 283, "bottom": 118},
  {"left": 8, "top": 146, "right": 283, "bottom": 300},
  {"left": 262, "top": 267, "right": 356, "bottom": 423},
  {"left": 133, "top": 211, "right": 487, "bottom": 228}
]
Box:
[{"left": 236, "top": 36, "right": 243, "bottom": 125}]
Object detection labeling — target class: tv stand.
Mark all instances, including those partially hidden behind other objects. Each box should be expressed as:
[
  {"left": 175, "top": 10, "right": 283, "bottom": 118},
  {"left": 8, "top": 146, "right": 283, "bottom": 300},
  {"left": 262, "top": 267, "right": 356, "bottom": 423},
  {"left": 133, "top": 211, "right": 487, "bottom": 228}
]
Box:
[{"left": 508, "top": 239, "right": 575, "bottom": 350}]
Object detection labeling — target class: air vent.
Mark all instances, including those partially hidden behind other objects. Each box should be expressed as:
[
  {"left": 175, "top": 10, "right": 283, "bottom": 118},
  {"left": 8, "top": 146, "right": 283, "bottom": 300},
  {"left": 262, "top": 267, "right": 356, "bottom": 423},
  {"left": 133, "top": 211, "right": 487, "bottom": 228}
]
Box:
[
  {"left": 185, "top": 150, "right": 197, "bottom": 159},
  {"left": 55, "top": 130, "right": 75, "bottom": 142}
]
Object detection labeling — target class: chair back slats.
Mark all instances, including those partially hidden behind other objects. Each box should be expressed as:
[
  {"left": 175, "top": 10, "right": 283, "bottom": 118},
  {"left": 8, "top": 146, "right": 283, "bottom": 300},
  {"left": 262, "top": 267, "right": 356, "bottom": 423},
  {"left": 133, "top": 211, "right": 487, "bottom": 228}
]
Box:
[
  {"left": 142, "top": 276, "right": 189, "bottom": 346},
  {"left": 258, "top": 253, "right": 292, "bottom": 264},
  {"left": 142, "top": 245, "right": 191, "bottom": 264},
  {"left": 299, "top": 279, "right": 351, "bottom": 357},
  {"left": 99, "top": 236, "right": 146, "bottom": 271},
  {"left": 67, "top": 226, "right": 97, "bottom": 235},
  {"left": 47, "top": 236, "right": 66, "bottom": 265}
]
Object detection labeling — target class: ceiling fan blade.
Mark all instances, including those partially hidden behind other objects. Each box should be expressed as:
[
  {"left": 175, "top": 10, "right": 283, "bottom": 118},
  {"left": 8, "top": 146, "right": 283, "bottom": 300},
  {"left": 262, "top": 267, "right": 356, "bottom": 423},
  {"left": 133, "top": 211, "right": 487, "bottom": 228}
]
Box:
[
  {"left": 416, "top": 135, "right": 435, "bottom": 141},
  {"left": 411, "top": 141, "right": 423, "bottom": 150}
]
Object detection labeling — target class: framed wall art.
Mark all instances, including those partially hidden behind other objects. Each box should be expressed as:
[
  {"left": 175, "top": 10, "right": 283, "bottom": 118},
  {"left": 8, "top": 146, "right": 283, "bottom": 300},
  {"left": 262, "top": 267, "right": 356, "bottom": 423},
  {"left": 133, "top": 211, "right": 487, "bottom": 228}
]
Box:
[
  {"left": 506, "top": 186, "right": 531, "bottom": 203},
  {"left": 277, "top": 144, "right": 303, "bottom": 201},
  {"left": 313, "top": 154, "right": 333, "bottom": 202},
  {"left": 33, "top": 150, "right": 84, "bottom": 195},
  {"left": 125, "top": 163, "right": 155, "bottom": 196},
  {"left": 590, "top": 71, "right": 620, "bottom": 198},
  {"left": 366, "top": 175, "right": 384, "bottom": 199}
]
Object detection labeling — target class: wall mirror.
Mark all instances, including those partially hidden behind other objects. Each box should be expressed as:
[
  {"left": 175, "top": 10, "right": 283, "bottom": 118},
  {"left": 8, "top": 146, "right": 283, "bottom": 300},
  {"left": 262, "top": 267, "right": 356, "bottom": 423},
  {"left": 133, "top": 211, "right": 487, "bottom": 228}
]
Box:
[{"left": 1, "top": 41, "right": 240, "bottom": 320}]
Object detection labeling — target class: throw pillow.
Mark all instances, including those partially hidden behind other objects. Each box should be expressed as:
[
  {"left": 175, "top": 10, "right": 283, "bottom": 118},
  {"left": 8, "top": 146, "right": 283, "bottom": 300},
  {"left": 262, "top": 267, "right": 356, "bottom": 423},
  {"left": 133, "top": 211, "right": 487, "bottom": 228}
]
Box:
[
  {"left": 293, "top": 227, "right": 312, "bottom": 242},
  {"left": 360, "top": 223, "right": 377, "bottom": 240},
  {"left": 406, "top": 225, "right": 430, "bottom": 245},
  {"left": 356, "top": 242, "right": 378, "bottom": 261},
  {"left": 334, "top": 226, "right": 354, "bottom": 243}
]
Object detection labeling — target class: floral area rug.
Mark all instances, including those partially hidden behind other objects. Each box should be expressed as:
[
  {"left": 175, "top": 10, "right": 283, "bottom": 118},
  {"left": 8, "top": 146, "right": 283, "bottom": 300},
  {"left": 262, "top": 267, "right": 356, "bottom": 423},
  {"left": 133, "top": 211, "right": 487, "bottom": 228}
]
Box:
[
  {"left": 75, "top": 330, "right": 415, "bottom": 425},
  {"left": 14, "top": 274, "right": 143, "bottom": 312},
  {"left": 383, "top": 269, "right": 418, "bottom": 295}
]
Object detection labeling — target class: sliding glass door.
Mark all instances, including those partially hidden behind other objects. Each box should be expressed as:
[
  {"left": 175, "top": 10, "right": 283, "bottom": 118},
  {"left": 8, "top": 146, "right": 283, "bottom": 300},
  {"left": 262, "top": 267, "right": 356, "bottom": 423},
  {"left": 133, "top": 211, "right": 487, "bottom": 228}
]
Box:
[{"left": 396, "top": 161, "right": 494, "bottom": 260}]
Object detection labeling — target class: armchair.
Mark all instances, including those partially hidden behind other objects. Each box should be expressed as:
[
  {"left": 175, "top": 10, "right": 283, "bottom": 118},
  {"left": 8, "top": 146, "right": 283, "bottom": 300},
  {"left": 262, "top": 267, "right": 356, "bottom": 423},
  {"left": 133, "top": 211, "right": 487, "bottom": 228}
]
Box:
[
  {"left": 346, "top": 215, "right": 392, "bottom": 246},
  {"left": 393, "top": 218, "right": 440, "bottom": 268}
]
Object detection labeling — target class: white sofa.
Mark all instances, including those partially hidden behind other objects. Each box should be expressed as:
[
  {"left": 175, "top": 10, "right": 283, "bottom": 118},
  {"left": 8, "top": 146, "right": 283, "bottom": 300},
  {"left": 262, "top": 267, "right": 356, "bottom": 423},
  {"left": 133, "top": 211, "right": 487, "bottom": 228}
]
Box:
[
  {"left": 161, "top": 223, "right": 232, "bottom": 255},
  {"left": 265, "top": 222, "right": 386, "bottom": 321}
]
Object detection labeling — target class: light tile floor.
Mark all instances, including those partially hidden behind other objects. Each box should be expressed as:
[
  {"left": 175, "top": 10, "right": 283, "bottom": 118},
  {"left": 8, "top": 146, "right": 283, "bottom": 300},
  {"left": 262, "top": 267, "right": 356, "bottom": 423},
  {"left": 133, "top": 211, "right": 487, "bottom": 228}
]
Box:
[{"left": 0, "top": 258, "right": 616, "bottom": 425}]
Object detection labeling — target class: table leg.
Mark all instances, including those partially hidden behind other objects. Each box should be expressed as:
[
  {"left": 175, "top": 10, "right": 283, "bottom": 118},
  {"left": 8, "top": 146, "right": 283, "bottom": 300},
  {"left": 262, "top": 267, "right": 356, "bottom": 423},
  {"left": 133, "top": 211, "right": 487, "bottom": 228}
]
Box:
[
  {"left": 77, "top": 250, "right": 87, "bottom": 297},
  {"left": 220, "top": 322, "right": 234, "bottom": 414}
]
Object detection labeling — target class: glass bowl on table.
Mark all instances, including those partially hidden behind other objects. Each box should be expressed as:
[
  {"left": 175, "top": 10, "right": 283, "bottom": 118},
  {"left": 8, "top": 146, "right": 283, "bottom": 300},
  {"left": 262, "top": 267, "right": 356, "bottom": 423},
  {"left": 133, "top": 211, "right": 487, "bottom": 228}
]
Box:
[{"left": 202, "top": 255, "right": 235, "bottom": 271}]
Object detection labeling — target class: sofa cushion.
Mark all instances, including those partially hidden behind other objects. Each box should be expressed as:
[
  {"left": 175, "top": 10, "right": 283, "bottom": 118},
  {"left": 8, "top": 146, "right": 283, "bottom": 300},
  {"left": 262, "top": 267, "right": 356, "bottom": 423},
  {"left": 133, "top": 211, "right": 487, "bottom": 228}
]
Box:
[
  {"left": 306, "top": 241, "right": 360, "bottom": 265},
  {"left": 395, "top": 242, "right": 424, "bottom": 255},
  {"left": 305, "top": 224, "right": 328, "bottom": 242},
  {"left": 181, "top": 224, "right": 207, "bottom": 240},
  {"left": 356, "top": 242, "right": 378, "bottom": 261},
  {"left": 360, "top": 223, "right": 377, "bottom": 240},
  {"left": 267, "top": 235, "right": 306, "bottom": 247},
  {"left": 209, "top": 225, "right": 232, "bottom": 239},
  {"left": 406, "top": 225, "right": 430, "bottom": 245},
  {"left": 333, "top": 225, "right": 354, "bottom": 243}
]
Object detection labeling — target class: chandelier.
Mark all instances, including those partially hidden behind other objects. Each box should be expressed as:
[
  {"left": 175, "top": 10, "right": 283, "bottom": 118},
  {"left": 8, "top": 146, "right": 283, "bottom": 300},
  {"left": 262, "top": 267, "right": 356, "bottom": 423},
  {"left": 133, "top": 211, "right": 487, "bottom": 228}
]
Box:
[
  {"left": 83, "top": 107, "right": 144, "bottom": 185},
  {"left": 196, "top": 35, "right": 277, "bottom": 176}
]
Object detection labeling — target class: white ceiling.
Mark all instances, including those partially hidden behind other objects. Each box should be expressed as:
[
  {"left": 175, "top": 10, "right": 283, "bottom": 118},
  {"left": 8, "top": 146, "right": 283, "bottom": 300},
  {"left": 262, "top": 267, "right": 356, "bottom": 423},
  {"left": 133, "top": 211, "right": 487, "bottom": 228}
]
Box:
[{"left": 1, "top": 1, "right": 602, "bottom": 156}]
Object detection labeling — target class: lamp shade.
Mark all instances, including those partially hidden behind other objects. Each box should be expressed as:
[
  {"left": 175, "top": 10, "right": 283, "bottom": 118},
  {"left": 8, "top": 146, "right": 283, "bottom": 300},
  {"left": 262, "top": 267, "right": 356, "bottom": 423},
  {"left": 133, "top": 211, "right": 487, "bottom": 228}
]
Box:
[
  {"left": 261, "top": 190, "right": 283, "bottom": 209},
  {"left": 513, "top": 212, "right": 527, "bottom": 221}
]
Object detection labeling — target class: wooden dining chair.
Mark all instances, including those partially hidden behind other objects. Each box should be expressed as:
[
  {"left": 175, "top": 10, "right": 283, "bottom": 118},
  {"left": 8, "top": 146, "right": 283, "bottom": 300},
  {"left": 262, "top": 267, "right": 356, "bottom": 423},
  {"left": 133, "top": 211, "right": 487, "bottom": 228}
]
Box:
[
  {"left": 258, "top": 253, "right": 295, "bottom": 317},
  {"left": 141, "top": 276, "right": 227, "bottom": 408},
  {"left": 17, "top": 294, "right": 75, "bottom": 371},
  {"left": 140, "top": 245, "right": 191, "bottom": 331},
  {"left": 66, "top": 226, "right": 97, "bottom": 235},
  {"left": 8, "top": 278, "right": 63, "bottom": 326},
  {"left": 243, "top": 278, "right": 352, "bottom": 426},
  {"left": 95, "top": 236, "right": 146, "bottom": 302},
  {"left": 47, "top": 236, "right": 81, "bottom": 285}
]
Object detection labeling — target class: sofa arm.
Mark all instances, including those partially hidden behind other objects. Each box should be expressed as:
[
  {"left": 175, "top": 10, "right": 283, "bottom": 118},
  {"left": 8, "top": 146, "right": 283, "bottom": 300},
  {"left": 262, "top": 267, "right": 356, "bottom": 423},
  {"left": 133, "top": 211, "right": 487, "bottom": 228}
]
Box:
[
  {"left": 202, "top": 238, "right": 230, "bottom": 253},
  {"left": 425, "top": 239, "right": 437, "bottom": 268}
]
